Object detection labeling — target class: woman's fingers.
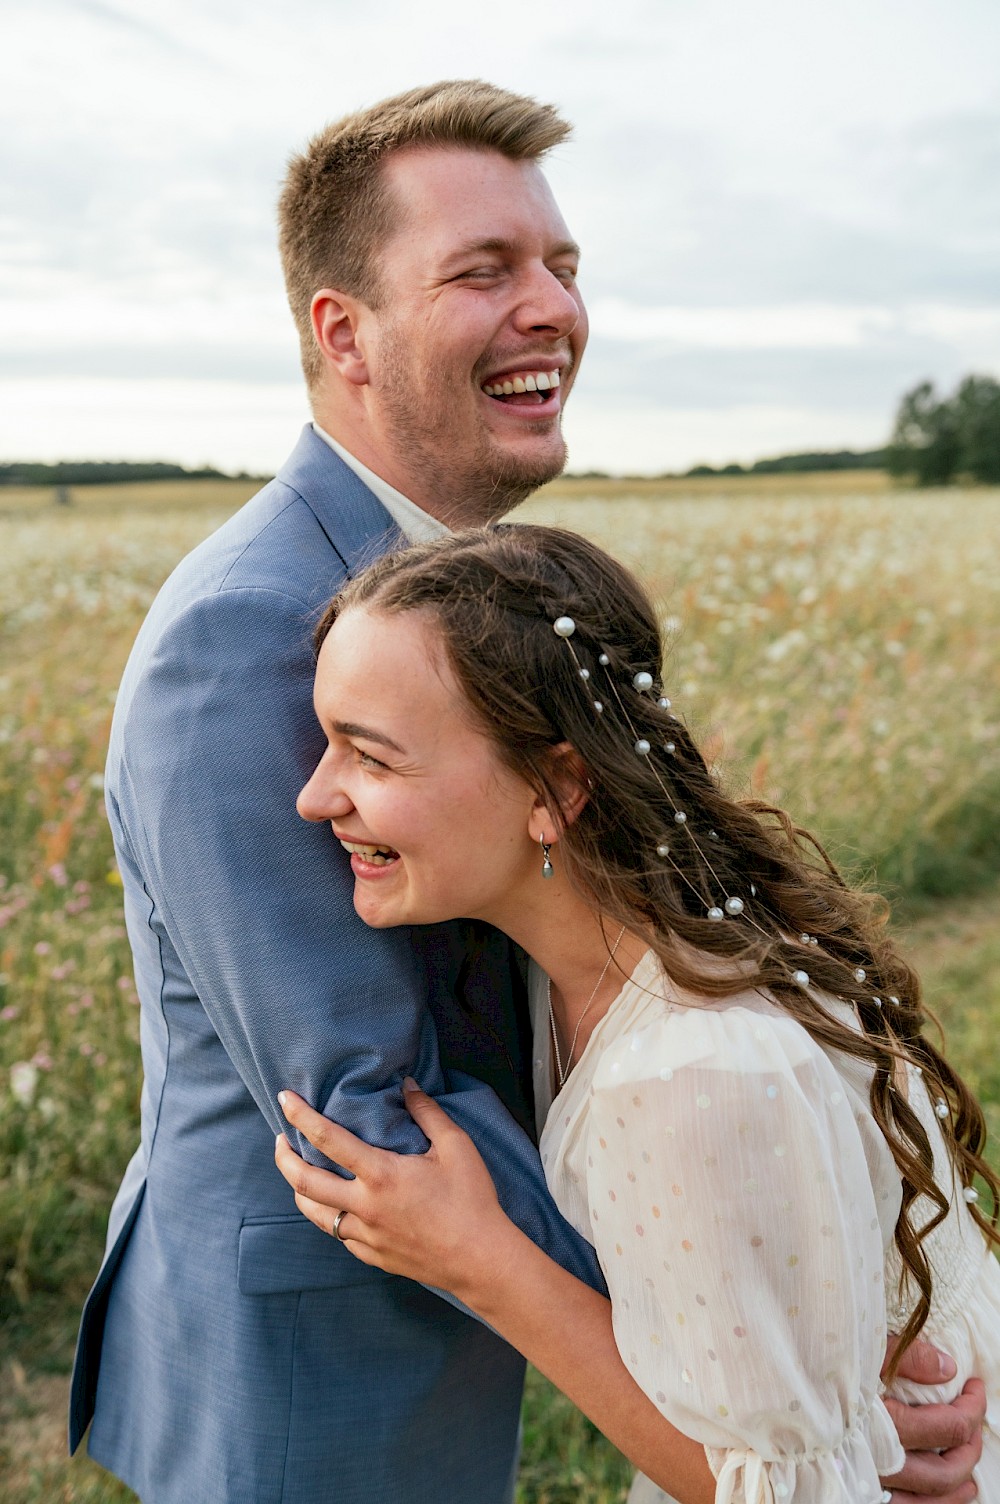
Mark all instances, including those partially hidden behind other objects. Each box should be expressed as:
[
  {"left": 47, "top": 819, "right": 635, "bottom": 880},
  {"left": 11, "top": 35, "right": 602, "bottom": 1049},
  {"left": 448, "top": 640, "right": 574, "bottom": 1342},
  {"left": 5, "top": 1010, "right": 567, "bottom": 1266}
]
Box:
[
  {"left": 274, "top": 1131, "right": 360, "bottom": 1212},
  {"left": 277, "top": 1089, "right": 379, "bottom": 1176},
  {"left": 402, "top": 1076, "right": 455, "bottom": 1141}
]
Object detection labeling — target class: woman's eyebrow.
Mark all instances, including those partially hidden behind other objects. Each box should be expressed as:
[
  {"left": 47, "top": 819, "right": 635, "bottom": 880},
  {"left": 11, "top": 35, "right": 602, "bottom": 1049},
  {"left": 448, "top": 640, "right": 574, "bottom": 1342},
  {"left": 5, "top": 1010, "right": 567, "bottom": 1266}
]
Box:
[{"left": 332, "top": 720, "right": 406, "bottom": 755}]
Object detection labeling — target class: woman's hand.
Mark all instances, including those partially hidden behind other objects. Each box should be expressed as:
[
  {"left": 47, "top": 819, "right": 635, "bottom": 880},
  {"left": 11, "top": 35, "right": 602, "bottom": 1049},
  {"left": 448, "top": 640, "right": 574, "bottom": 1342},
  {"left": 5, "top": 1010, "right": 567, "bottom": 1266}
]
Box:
[{"left": 274, "top": 1079, "right": 515, "bottom": 1301}]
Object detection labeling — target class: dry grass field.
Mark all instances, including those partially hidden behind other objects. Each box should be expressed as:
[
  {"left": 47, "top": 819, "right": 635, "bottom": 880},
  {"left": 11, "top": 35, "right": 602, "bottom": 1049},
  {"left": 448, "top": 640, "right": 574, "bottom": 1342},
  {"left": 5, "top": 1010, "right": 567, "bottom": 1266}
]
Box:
[{"left": 2, "top": 471, "right": 998, "bottom": 1503}]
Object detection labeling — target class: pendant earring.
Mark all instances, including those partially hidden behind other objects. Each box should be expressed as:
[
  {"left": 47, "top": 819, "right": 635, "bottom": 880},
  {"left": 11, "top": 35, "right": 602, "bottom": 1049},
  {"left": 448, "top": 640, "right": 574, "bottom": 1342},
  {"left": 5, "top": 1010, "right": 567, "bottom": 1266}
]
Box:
[{"left": 540, "top": 836, "right": 554, "bottom": 879}]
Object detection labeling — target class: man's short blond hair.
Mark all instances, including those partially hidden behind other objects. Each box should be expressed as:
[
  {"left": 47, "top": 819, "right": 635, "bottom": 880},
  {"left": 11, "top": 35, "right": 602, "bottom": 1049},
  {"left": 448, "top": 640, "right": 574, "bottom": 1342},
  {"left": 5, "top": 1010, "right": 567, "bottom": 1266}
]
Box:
[{"left": 278, "top": 79, "right": 572, "bottom": 388}]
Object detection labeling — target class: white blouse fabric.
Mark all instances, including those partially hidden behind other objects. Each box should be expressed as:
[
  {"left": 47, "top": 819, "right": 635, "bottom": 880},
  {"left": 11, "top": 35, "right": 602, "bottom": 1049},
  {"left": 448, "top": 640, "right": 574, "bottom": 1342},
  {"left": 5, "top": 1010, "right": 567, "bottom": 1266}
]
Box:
[{"left": 530, "top": 951, "right": 1000, "bottom": 1504}]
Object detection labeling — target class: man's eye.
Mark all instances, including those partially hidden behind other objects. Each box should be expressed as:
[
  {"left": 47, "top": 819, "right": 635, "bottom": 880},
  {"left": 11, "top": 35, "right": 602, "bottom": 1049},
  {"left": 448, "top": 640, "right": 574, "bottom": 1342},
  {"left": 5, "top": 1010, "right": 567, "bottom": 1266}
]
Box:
[
  {"left": 358, "top": 750, "right": 389, "bottom": 771},
  {"left": 553, "top": 265, "right": 578, "bottom": 284}
]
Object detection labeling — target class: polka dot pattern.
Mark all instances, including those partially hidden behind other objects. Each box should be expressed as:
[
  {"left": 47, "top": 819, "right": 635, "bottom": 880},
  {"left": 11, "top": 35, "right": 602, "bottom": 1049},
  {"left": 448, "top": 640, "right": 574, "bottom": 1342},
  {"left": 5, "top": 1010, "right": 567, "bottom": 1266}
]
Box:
[{"left": 526, "top": 949, "right": 1000, "bottom": 1504}]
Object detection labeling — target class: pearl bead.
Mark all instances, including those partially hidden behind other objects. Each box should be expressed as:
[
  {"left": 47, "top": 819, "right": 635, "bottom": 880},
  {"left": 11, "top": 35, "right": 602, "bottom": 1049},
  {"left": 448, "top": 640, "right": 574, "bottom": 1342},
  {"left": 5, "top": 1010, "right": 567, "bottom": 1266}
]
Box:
[
  {"left": 889, "top": 996, "right": 900, "bottom": 1006},
  {"left": 725, "top": 897, "right": 744, "bottom": 915},
  {"left": 872, "top": 997, "right": 882, "bottom": 1007},
  {"left": 593, "top": 700, "right": 604, "bottom": 713},
  {"left": 664, "top": 742, "right": 676, "bottom": 754},
  {"left": 599, "top": 653, "right": 610, "bottom": 666},
  {"left": 792, "top": 970, "right": 810, "bottom": 987},
  {"left": 658, "top": 696, "right": 671, "bottom": 709},
  {"left": 800, "top": 933, "right": 811, "bottom": 944},
  {"left": 707, "top": 906, "right": 724, "bottom": 921},
  {"left": 656, "top": 844, "right": 671, "bottom": 857},
  {"left": 935, "top": 1099, "right": 949, "bottom": 1119},
  {"left": 634, "top": 739, "right": 651, "bottom": 755},
  {"left": 633, "top": 671, "right": 654, "bottom": 692},
  {"left": 854, "top": 968, "right": 866, "bottom": 982},
  {"left": 963, "top": 1186, "right": 980, "bottom": 1203},
  {"left": 750, "top": 883, "right": 757, "bottom": 896},
  {"left": 553, "top": 616, "right": 576, "bottom": 637},
  {"left": 674, "top": 811, "right": 687, "bottom": 824},
  {"left": 578, "top": 667, "right": 590, "bottom": 680}
]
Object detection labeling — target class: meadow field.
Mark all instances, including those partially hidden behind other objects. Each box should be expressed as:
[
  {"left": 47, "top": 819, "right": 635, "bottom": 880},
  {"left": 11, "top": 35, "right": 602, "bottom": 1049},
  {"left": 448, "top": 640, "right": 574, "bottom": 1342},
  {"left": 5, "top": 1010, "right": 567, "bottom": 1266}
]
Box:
[{"left": 1, "top": 472, "right": 999, "bottom": 1503}]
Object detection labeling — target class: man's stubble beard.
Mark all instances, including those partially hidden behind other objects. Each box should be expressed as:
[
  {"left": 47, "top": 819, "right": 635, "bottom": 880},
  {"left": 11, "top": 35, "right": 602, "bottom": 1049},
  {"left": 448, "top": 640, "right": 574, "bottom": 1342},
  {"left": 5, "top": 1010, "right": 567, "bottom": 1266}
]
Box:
[{"left": 375, "top": 330, "right": 569, "bottom": 525}]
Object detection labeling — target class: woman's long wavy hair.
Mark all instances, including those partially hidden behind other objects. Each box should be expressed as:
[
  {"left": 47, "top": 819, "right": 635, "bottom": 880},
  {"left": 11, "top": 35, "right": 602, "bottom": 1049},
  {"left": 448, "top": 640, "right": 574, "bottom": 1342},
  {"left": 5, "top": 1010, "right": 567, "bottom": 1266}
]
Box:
[{"left": 319, "top": 523, "right": 1000, "bottom": 1365}]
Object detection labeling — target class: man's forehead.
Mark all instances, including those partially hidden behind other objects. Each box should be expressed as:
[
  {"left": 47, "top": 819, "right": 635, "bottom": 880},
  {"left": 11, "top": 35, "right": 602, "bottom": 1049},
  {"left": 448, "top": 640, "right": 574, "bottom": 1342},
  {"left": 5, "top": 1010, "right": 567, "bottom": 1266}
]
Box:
[{"left": 380, "top": 144, "right": 572, "bottom": 249}]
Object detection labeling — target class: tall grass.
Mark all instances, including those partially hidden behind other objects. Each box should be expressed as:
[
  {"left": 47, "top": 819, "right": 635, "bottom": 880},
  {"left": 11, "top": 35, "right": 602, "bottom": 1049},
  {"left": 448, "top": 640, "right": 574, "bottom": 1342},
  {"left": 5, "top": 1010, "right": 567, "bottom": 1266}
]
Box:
[{"left": 1, "top": 477, "right": 999, "bottom": 1503}]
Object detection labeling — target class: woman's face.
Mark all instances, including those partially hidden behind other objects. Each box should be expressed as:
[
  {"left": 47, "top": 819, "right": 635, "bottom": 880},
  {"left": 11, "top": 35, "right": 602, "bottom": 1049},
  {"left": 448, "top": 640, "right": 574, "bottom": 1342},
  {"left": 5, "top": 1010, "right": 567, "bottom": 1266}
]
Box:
[{"left": 297, "top": 605, "right": 543, "bottom": 930}]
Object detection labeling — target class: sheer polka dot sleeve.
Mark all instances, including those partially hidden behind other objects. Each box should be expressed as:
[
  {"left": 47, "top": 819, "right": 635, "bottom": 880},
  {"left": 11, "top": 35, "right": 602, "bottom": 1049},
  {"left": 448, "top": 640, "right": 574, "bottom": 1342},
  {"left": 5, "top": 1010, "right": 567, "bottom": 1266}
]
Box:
[{"left": 584, "top": 1005, "right": 905, "bottom": 1503}]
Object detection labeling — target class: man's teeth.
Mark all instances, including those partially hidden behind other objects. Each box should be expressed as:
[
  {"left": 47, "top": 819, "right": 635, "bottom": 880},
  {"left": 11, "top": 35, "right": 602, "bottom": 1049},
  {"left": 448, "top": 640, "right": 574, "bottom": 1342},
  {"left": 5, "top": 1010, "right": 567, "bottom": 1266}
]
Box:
[
  {"left": 340, "top": 840, "right": 398, "bottom": 864},
  {"left": 483, "top": 369, "right": 561, "bottom": 397}
]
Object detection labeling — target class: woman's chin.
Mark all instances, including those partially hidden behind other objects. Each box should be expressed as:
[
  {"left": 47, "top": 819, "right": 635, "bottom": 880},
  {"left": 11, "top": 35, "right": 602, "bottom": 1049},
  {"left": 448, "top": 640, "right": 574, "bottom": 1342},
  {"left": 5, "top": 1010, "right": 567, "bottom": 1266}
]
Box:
[{"left": 352, "top": 892, "right": 400, "bottom": 929}]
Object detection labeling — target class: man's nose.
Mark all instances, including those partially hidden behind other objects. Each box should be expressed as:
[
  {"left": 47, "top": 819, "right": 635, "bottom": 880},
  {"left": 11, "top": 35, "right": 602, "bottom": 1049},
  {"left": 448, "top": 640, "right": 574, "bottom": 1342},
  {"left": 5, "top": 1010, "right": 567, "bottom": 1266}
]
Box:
[
  {"left": 296, "top": 758, "right": 353, "bottom": 824},
  {"left": 514, "top": 264, "right": 582, "bottom": 339}
]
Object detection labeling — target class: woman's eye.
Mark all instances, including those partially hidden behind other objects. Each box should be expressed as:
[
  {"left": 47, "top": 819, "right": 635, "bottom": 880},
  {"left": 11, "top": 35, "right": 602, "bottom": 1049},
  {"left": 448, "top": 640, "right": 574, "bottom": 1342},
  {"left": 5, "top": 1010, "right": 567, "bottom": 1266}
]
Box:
[{"left": 358, "top": 749, "right": 389, "bottom": 771}]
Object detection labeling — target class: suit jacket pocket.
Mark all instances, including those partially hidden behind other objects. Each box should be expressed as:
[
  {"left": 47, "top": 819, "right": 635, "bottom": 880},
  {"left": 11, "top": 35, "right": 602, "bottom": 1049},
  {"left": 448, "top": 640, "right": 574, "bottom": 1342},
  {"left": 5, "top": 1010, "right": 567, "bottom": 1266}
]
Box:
[{"left": 237, "top": 1214, "right": 392, "bottom": 1295}]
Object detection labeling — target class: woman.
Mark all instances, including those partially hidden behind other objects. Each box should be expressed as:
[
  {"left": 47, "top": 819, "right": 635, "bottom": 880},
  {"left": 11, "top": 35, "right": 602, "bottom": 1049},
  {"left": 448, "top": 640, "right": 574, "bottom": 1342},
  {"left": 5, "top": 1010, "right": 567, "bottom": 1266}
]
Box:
[{"left": 275, "top": 525, "right": 1000, "bottom": 1502}]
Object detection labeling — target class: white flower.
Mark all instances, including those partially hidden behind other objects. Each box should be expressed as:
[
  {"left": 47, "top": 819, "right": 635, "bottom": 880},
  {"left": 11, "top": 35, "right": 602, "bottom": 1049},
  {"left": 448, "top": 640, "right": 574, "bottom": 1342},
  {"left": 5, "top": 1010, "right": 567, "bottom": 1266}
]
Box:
[{"left": 10, "top": 1060, "right": 38, "bottom": 1107}]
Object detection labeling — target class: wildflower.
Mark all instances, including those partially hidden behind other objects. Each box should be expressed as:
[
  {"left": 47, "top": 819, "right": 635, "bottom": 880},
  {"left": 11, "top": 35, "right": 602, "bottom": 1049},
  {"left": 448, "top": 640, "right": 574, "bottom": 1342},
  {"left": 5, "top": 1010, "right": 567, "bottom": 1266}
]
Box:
[
  {"left": 34, "top": 941, "right": 51, "bottom": 956},
  {"left": 1, "top": 1005, "right": 20, "bottom": 1022},
  {"left": 10, "top": 1061, "right": 38, "bottom": 1106}
]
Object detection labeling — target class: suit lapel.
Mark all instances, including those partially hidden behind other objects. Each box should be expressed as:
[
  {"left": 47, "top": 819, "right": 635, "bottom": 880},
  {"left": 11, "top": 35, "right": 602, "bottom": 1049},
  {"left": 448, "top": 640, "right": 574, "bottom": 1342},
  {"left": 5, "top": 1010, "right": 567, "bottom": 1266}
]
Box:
[{"left": 277, "top": 425, "right": 406, "bottom": 576}]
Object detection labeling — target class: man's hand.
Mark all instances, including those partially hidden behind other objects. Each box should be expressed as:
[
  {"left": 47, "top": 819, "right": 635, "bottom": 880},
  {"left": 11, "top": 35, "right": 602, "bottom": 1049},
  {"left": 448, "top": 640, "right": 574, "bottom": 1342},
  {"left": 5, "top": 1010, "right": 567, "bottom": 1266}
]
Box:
[{"left": 880, "top": 1337, "right": 984, "bottom": 1501}]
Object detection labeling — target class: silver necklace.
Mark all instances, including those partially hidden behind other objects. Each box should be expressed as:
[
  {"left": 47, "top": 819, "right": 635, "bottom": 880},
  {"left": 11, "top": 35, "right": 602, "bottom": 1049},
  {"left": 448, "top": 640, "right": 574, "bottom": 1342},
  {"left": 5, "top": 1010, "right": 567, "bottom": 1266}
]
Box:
[{"left": 548, "top": 926, "right": 627, "bottom": 1090}]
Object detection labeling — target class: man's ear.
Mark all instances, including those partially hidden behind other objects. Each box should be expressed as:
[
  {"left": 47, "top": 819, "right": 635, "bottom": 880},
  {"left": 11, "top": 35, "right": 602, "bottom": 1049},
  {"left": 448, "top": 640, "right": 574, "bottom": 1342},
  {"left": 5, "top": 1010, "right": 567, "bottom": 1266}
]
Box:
[
  {"left": 526, "top": 742, "right": 591, "bottom": 844},
  {"left": 310, "top": 289, "right": 370, "bottom": 386}
]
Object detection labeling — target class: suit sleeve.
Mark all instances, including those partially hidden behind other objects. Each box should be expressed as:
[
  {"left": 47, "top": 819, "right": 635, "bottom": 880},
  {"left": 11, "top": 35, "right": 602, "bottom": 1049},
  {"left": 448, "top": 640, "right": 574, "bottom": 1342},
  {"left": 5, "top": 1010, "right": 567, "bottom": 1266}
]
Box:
[{"left": 114, "top": 582, "right": 605, "bottom": 1290}]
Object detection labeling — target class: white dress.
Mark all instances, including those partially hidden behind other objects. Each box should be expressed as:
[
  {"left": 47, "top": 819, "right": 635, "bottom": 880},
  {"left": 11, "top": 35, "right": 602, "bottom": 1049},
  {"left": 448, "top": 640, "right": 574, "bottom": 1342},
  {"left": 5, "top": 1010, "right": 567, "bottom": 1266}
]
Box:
[{"left": 530, "top": 950, "right": 1000, "bottom": 1503}]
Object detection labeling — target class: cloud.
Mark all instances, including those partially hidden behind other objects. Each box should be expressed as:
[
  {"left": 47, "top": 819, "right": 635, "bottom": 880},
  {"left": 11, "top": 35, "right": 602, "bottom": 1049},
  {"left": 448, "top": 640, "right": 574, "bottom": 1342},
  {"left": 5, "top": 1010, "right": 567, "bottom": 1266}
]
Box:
[{"left": 1, "top": 2, "right": 998, "bottom": 468}]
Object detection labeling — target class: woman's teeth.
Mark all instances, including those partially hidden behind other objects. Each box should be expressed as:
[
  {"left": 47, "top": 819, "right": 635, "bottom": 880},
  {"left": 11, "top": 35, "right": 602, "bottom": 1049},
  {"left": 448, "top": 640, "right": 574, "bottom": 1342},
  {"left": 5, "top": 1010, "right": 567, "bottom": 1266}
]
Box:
[
  {"left": 483, "top": 369, "right": 561, "bottom": 398},
  {"left": 339, "top": 840, "right": 399, "bottom": 864}
]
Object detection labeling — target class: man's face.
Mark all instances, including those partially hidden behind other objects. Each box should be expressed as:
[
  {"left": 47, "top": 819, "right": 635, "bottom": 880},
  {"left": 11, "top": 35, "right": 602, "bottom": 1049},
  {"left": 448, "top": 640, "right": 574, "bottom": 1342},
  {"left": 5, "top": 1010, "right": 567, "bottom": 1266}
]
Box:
[{"left": 359, "top": 145, "right": 588, "bottom": 523}]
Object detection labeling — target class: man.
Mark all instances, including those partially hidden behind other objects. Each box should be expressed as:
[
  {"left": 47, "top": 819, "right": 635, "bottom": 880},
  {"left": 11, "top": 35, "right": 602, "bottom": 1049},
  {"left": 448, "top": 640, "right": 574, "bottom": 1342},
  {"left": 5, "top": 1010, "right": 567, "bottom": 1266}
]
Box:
[{"left": 72, "top": 80, "right": 984, "bottom": 1504}]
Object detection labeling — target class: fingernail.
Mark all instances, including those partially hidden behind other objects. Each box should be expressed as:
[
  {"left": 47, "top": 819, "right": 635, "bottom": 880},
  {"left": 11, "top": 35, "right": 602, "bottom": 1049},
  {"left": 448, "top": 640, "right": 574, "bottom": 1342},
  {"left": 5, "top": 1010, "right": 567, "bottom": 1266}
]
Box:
[
  {"left": 403, "top": 1076, "right": 419, "bottom": 1092},
  {"left": 275, "top": 1133, "right": 283, "bottom": 1148},
  {"left": 938, "top": 1350, "right": 957, "bottom": 1379},
  {"left": 277, "top": 1091, "right": 288, "bottom": 1108}
]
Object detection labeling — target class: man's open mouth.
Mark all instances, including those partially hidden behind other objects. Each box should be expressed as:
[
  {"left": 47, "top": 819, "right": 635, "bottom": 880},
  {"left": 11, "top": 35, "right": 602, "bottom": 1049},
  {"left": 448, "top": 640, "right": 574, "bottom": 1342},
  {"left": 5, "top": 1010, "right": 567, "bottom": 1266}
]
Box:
[
  {"left": 482, "top": 368, "right": 561, "bottom": 405},
  {"left": 339, "top": 840, "right": 400, "bottom": 866}
]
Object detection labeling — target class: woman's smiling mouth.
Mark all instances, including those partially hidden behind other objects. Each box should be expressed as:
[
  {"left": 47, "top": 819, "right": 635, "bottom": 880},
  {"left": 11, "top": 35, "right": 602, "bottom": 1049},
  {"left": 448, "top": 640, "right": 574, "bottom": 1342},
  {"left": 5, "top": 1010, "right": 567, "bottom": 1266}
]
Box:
[{"left": 339, "top": 839, "right": 400, "bottom": 867}]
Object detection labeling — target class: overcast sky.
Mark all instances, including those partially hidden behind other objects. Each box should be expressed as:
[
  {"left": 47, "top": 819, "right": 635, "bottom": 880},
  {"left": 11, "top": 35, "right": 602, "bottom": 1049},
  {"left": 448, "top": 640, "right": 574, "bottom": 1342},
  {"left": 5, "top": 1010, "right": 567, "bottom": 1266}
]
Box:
[{"left": 2, "top": 0, "right": 999, "bottom": 474}]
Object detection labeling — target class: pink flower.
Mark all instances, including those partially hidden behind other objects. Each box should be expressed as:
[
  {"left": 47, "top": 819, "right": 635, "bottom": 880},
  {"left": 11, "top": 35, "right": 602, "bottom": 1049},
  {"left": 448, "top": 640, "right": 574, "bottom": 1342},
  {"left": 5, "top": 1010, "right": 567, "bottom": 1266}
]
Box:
[{"left": 1, "top": 1005, "right": 19, "bottom": 1022}]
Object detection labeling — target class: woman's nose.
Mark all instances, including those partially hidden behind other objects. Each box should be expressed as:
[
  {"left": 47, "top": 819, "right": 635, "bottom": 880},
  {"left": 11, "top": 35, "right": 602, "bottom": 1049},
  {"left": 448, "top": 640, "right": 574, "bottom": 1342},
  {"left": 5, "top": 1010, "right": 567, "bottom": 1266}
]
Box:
[{"left": 296, "top": 757, "right": 352, "bottom": 823}]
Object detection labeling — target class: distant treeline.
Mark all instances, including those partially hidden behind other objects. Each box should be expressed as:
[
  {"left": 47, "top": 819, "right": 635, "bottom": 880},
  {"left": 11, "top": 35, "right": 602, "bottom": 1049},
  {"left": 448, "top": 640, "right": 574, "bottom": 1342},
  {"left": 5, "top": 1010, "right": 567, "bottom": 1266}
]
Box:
[
  {"left": 886, "top": 375, "right": 1000, "bottom": 486},
  {"left": 569, "top": 449, "right": 887, "bottom": 481},
  {"left": 0, "top": 460, "right": 263, "bottom": 486}
]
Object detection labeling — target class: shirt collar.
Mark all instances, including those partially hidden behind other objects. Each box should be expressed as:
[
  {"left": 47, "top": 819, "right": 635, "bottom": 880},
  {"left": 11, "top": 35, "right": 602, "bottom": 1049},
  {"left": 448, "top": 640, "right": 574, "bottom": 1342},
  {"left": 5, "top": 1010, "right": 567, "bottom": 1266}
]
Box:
[{"left": 312, "top": 423, "right": 451, "bottom": 544}]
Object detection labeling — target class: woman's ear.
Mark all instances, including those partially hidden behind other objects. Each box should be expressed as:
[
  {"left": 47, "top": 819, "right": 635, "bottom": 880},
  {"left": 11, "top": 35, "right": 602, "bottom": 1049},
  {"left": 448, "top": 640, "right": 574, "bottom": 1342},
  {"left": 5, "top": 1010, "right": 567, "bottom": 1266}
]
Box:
[{"left": 526, "top": 742, "right": 591, "bottom": 844}]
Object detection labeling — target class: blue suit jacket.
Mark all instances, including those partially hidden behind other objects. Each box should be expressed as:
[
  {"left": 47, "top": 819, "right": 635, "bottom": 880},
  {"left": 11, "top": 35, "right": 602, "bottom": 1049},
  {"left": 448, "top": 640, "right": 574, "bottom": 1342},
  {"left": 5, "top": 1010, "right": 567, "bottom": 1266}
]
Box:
[{"left": 70, "top": 427, "right": 605, "bottom": 1504}]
